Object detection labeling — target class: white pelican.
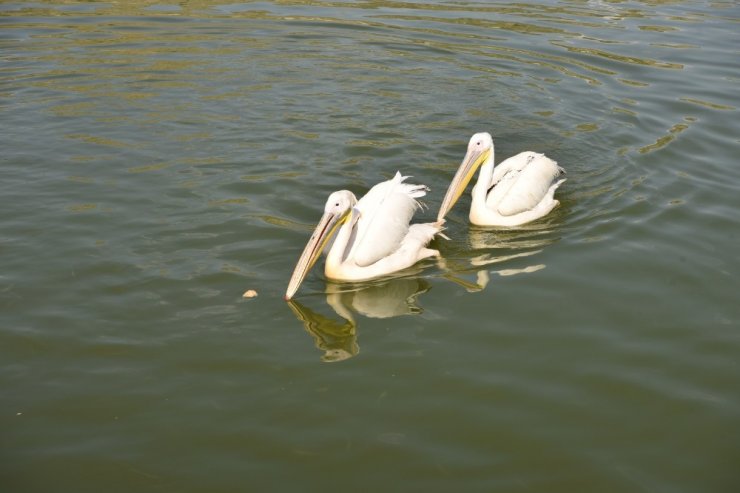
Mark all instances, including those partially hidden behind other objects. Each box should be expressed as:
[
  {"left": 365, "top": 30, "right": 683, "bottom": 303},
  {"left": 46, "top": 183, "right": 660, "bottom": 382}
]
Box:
[
  {"left": 285, "top": 172, "right": 444, "bottom": 300},
  {"left": 437, "top": 132, "right": 566, "bottom": 226}
]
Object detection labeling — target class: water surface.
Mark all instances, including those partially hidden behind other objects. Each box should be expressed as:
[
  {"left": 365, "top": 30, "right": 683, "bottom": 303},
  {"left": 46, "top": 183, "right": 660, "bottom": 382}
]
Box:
[{"left": 2, "top": 1, "right": 739, "bottom": 491}]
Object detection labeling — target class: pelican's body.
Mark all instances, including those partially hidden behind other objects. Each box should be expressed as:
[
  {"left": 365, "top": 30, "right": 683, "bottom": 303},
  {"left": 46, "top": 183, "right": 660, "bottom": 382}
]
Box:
[
  {"left": 438, "top": 132, "right": 565, "bottom": 226},
  {"left": 285, "top": 172, "right": 443, "bottom": 300}
]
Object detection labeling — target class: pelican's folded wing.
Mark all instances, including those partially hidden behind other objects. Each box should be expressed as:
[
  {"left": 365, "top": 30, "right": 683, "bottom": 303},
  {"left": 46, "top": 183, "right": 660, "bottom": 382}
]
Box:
[
  {"left": 350, "top": 172, "right": 426, "bottom": 267},
  {"left": 496, "top": 153, "right": 561, "bottom": 217}
]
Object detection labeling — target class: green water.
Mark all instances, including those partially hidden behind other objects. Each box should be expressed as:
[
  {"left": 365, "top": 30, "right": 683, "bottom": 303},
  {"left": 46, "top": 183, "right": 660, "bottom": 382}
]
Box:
[{"left": 2, "top": 1, "right": 739, "bottom": 491}]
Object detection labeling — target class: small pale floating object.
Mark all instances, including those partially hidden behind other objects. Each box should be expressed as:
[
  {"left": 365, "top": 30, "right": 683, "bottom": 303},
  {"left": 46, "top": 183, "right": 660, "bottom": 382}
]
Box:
[{"left": 243, "top": 289, "right": 258, "bottom": 298}]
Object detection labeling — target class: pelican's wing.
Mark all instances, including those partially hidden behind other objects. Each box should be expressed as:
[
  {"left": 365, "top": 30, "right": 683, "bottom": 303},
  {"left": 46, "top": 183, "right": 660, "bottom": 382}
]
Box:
[
  {"left": 488, "top": 151, "right": 535, "bottom": 188},
  {"left": 349, "top": 172, "right": 426, "bottom": 267},
  {"left": 489, "top": 152, "right": 563, "bottom": 216}
]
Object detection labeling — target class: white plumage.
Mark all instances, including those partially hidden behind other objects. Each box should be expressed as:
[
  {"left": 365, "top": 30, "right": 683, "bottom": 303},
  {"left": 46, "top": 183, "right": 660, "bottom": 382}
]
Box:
[
  {"left": 438, "top": 132, "right": 565, "bottom": 227},
  {"left": 349, "top": 173, "right": 429, "bottom": 267},
  {"left": 285, "top": 172, "right": 443, "bottom": 300}
]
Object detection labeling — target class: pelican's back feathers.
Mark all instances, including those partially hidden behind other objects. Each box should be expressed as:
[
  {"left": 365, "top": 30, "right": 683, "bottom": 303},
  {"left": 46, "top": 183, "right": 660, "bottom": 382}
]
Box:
[
  {"left": 350, "top": 172, "right": 427, "bottom": 267},
  {"left": 488, "top": 152, "right": 563, "bottom": 217}
]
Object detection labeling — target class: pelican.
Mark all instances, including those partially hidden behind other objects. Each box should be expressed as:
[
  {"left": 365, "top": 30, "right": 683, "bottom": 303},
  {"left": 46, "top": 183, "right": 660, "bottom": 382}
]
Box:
[
  {"left": 437, "top": 132, "right": 566, "bottom": 226},
  {"left": 285, "top": 172, "right": 444, "bottom": 300}
]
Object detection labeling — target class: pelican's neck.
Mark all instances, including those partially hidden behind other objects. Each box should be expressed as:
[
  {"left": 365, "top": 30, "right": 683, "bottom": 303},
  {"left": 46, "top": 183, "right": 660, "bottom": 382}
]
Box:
[
  {"left": 325, "top": 215, "right": 355, "bottom": 275},
  {"left": 471, "top": 145, "right": 495, "bottom": 210}
]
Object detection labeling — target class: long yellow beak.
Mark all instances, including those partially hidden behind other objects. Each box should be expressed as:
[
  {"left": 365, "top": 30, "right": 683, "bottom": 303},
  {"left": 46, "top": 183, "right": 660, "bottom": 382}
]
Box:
[
  {"left": 285, "top": 209, "right": 349, "bottom": 300},
  {"left": 436, "top": 146, "right": 491, "bottom": 222}
]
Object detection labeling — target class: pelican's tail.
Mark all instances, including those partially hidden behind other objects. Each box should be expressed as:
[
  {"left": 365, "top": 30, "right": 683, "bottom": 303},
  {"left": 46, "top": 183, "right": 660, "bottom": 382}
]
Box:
[
  {"left": 433, "top": 219, "right": 450, "bottom": 240},
  {"left": 550, "top": 178, "right": 567, "bottom": 197},
  {"left": 404, "top": 221, "right": 447, "bottom": 261}
]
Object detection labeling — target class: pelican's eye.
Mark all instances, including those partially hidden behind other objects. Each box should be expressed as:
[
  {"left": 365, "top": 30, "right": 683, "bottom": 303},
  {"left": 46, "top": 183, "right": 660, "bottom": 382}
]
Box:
[{"left": 335, "top": 202, "right": 340, "bottom": 207}]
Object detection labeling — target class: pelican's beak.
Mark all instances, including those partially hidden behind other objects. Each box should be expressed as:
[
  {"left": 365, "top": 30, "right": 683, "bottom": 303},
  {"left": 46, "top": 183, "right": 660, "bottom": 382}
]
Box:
[
  {"left": 285, "top": 209, "right": 350, "bottom": 300},
  {"left": 437, "top": 145, "right": 491, "bottom": 222}
]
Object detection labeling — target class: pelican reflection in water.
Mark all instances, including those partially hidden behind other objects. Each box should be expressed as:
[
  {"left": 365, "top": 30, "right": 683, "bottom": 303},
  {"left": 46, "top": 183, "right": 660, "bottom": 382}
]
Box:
[
  {"left": 285, "top": 172, "right": 445, "bottom": 300},
  {"left": 441, "top": 224, "right": 562, "bottom": 292},
  {"left": 286, "top": 277, "right": 431, "bottom": 362},
  {"left": 438, "top": 132, "right": 565, "bottom": 227}
]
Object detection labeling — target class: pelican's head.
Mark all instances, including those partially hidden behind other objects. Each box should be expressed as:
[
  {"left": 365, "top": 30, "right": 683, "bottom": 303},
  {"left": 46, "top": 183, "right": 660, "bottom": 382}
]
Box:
[
  {"left": 324, "top": 190, "right": 357, "bottom": 216},
  {"left": 436, "top": 132, "right": 494, "bottom": 221},
  {"left": 285, "top": 190, "right": 358, "bottom": 300}
]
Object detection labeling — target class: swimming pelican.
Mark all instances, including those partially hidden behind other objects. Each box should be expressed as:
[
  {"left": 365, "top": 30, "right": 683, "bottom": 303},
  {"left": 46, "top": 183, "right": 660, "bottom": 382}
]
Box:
[
  {"left": 437, "top": 132, "right": 566, "bottom": 226},
  {"left": 285, "top": 172, "right": 444, "bottom": 300}
]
